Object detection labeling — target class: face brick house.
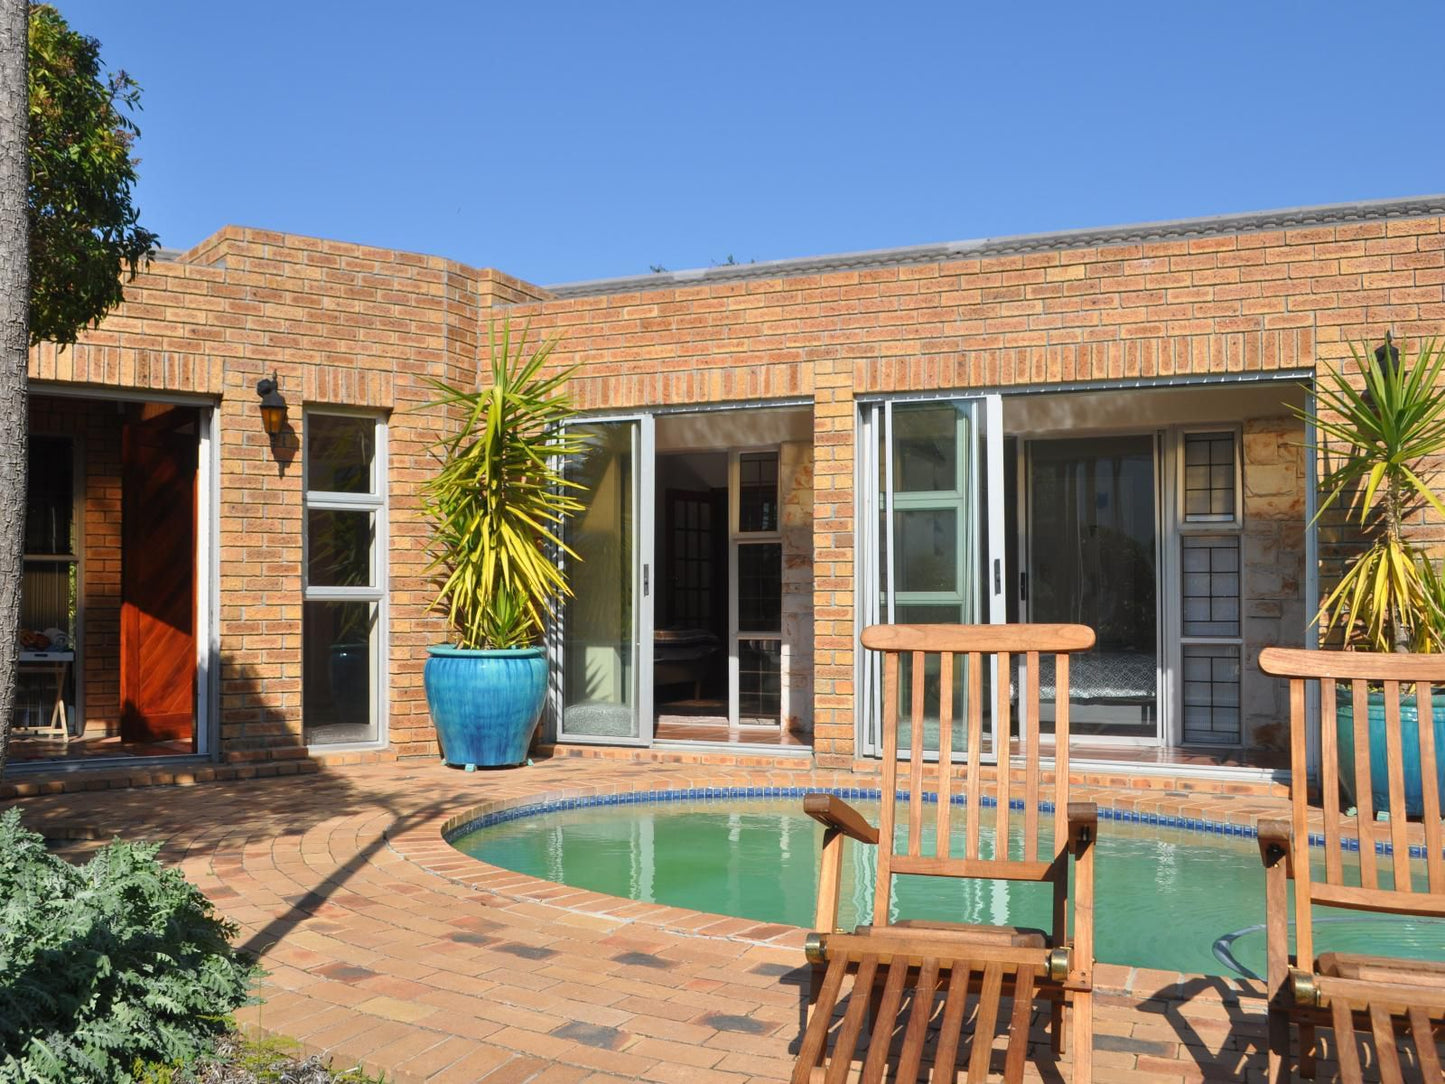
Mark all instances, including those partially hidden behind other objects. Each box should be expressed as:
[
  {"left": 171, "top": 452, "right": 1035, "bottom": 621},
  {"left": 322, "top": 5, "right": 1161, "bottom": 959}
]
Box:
[{"left": 12, "top": 194, "right": 1445, "bottom": 786}]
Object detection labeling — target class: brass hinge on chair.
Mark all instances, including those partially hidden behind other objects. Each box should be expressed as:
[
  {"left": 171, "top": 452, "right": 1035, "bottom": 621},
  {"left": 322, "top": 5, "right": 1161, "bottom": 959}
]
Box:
[
  {"left": 1289, "top": 969, "right": 1321, "bottom": 1007},
  {"left": 1047, "top": 946, "right": 1072, "bottom": 983},
  {"left": 805, "top": 932, "right": 829, "bottom": 965}
]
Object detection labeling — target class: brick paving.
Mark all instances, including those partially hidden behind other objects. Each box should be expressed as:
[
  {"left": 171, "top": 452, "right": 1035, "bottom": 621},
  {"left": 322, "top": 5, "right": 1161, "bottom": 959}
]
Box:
[{"left": 3, "top": 753, "right": 1352, "bottom": 1082}]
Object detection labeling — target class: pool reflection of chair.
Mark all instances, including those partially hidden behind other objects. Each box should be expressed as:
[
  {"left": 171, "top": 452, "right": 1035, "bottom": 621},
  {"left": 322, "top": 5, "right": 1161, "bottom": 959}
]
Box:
[
  {"left": 792, "top": 622, "right": 1099, "bottom": 1084},
  {"left": 1257, "top": 647, "right": 1445, "bottom": 1083}
]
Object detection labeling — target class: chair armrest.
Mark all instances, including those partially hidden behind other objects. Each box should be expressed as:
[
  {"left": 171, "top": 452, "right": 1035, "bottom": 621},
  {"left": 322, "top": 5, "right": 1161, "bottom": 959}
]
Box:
[
  {"left": 1257, "top": 819, "right": 1292, "bottom": 870},
  {"left": 1066, "top": 802, "right": 1098, "bottom": 852},
  {"left": 804, "top": 794, "right": 880, "bottom": 845}
]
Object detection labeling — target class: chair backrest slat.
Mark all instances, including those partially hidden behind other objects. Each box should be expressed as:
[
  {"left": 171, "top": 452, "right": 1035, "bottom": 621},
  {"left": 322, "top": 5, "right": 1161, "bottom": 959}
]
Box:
[
  {"left": 1421, "top": 686, "right": 1445, "bottom": 892},
  {"left": 907, "top": 651, "right": 926, "bottom": 859},
  {"left": 1350, "top": 678, "right": 1379, "bottom": 890},
  {"left": 1023, "top": 650, "right": 1041, "bottom": 863},
  {"left": 1052, "top": 653, "right": 1071, "bottom": 852},
  {"left": 964, "top": 651, "right": 984, "bottom": 861},
  {"left": 1287, "top": 675, "right": 1314, "bottom": 966},
  {"left": 875, "top": 651, "right": 900, "bottom": 924},
  {"left": 1383, "top": 681, "right": 1412, "bottom": 890},
  {"left": 994, "top": 651, "right": 1012, "bottom": 862},
  {"left": 936, "top": 651, "right": 955, "bottom": 860},
  {"left": 1259, "top": 647, "right": 1445, "bottom": 942},
  {"left": 862, "top": 623, "right": 1095, "bottom": 926},
  {"left": 1320, "top": 678, "right": 1344, "bottom": 884}
]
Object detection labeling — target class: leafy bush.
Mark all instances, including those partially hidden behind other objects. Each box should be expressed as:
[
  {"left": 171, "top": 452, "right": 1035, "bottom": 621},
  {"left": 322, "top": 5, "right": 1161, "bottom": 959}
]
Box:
[{"left": 0, "top": 808, "right": 258, "bottom": 1083}]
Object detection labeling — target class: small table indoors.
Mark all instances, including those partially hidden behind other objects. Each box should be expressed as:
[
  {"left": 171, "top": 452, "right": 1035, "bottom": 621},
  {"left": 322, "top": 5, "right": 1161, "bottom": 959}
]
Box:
[{"left": 15, "top": 649, "right": 74, "bottom": 743}]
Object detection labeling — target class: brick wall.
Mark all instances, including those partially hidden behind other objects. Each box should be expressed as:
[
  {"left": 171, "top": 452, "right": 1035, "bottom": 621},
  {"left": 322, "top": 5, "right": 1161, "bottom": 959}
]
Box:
[
  {"left": 507, "top": 214, "right": 1445, "bottom": 766},
  {"left": 28, "top": 208, "right": 1445, "bottom": 769},
  {"left": 27, "top": 230, "right": 543, "bottom": 762},
  {"left": 779, "top": 439, "right": 814, "bottom": 738}
]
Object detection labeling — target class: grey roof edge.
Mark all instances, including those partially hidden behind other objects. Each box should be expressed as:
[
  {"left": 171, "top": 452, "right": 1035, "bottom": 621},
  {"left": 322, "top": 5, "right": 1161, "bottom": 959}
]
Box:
[{"left": 543, "top": 194, "right": 1445, "bottom": 300}]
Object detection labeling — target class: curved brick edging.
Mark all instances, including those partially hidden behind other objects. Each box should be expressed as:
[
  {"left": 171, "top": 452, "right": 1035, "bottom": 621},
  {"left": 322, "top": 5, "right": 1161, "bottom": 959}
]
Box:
[{"left": 384, "top": 771, "right": 1298, "bottom": 999}]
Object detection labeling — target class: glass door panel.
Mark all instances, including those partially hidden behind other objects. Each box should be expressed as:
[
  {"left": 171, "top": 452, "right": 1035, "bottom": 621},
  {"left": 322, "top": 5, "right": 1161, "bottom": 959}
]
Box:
[
  {"left": 859, "top": 396, "right": 1005, "bottom": 758},
  {"left": 1026, "top": 435, "right": 1159, "bottom": 740},
  {"left": 559, "top": 418, "right": 653, "bottom": 744}
]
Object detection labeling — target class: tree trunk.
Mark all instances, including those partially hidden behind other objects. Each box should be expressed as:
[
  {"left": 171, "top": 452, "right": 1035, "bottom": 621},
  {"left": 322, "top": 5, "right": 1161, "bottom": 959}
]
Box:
[{"left": 0, "top": 0, "right": 28, "bottom": 779}]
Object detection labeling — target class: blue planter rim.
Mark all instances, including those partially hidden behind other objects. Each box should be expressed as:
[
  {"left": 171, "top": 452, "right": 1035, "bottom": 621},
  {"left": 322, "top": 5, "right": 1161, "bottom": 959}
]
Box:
[{"left": 428, "top": 644, "right": 545, "bottom": 659}]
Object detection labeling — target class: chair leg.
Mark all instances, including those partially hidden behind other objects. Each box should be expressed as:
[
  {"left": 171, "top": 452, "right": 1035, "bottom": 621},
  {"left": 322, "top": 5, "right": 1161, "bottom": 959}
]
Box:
[
  {"left": 1299, "top": 1021, "right": 1316, "bottom": 1079},
  {"left": 1070, "top": 989, "right": 1092, "bottom": 1084},
  {"left": 1051, "top": 1000, "right": 1067, "bottom": 1056},
  {"left": 1266, "top": 1006, "right": 1290, "bottom": 1084}
]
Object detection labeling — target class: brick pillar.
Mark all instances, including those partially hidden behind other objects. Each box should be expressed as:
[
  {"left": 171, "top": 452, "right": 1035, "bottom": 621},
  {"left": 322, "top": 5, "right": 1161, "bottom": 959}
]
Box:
[{"left": 811, "top": 356, "right": 857, "bottom": 767}]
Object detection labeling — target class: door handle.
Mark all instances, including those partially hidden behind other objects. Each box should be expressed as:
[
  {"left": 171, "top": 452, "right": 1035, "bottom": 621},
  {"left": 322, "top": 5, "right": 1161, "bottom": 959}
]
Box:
[
  {"left": 993, "top": 559, "right": 1001, "bottom": 595},
  {"left": 1019, "top": 572, "right": 1028, "bottom": 602},
  {"left": 642, "top": 564, "right": 650, "bottom": 597}
]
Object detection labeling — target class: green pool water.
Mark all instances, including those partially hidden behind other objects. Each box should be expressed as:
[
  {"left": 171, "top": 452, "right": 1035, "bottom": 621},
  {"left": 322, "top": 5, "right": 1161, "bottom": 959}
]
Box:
[{"left": 450, "top": 797, "right": 1445, "bottom": 978}]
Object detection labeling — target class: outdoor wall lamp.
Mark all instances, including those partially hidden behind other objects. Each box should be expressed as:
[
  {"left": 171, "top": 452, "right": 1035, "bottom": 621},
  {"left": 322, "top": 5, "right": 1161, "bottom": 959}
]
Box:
[
  {"left": 256, "top": 372, "right": 287, "bottom": 436},
  {"left": 1374, "top": 331, "right": 1400, "bottom": 380}
]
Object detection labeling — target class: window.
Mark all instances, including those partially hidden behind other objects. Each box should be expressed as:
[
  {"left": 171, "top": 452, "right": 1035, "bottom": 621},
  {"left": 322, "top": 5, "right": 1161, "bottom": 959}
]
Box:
[
  {"left": 1177, "top": 429, "right": 1242, "bottom": 745},
  {"left": 732, "top": 450, "right": 783, "bottom": 725},
  {"left": 303, "top": 413, "right": 386, "bottom": 746},
  {"left": 1181, "top": 430, "right": 1240, "bottom": 524},
  {"left": 17, "top": 436, "right": 79, "bottom": 734}
]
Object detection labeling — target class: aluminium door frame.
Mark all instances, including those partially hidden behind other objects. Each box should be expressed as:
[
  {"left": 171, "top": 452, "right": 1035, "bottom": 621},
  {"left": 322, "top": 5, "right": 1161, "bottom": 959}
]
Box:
[
  {"left": 857, "top": 394, "right": 1006, "bottom": 760},
  {"left": 551, "top": 412, "right": 655, "bottom": 747}
]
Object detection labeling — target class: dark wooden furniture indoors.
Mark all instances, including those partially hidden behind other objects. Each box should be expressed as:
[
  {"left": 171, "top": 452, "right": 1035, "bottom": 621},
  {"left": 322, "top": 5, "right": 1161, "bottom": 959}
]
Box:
[{"left": 793, "top": 623, "right": 1099, "bottom": 1084}]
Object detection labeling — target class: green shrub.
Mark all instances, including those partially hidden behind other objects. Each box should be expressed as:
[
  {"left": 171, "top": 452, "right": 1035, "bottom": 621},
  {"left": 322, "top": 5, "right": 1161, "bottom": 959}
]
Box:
[{"left": 0, "top": 808, "right": 258, "bottom": 1083}]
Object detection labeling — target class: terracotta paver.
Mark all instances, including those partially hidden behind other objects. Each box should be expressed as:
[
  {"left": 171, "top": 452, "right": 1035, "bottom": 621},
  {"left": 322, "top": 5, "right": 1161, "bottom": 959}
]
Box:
[{"left": 1, "top": 751, "right": 1409, "bottom": 1082}]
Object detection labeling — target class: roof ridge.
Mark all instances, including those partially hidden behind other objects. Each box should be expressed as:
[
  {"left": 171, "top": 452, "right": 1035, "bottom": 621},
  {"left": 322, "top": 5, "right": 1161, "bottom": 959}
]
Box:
[{"left": 544, "top": 193, "right": 1445, "bottom": 299}]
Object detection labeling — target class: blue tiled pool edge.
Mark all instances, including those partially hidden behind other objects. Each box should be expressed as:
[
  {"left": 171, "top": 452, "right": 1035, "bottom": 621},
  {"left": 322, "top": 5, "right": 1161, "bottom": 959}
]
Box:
[{"left": 443, "top": 786, "right": 1433, "bottom": 859}]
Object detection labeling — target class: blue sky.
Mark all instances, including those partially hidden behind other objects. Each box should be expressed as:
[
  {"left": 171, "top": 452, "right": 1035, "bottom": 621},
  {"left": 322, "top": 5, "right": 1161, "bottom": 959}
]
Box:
[{"left": 56, "top": 1, "right": 1445, "bottom": 286}]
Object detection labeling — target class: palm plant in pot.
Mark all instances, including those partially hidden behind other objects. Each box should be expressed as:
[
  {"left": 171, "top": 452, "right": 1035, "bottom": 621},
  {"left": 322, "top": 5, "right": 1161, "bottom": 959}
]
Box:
[
  {"left": 421, "top": 323, "right": 582, "bottom": 768},
  {"left": 1301, "top": 333, "right": 1445, "bottom": 813}
]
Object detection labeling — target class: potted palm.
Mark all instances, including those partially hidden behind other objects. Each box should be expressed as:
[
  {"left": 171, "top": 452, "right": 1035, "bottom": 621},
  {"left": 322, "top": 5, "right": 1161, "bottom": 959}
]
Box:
[
  {"left": 1302, "top": 333, "right": 1445, "bottom": 813},
  {"left": 421, "top": 323, "right": 582, "bottom": 768}
]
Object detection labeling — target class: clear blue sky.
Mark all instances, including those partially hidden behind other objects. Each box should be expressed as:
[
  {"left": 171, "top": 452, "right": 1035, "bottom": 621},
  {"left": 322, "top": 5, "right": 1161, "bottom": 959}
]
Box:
[{"left": 56, "top": 0, "right": 1445, "bottom": 286}]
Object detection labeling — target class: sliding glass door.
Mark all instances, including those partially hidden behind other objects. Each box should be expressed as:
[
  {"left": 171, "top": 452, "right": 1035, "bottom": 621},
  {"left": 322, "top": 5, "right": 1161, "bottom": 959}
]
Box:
[
  {"left": 557, "top": 417, "right": 654, "bottom": 745},
  {"left": 1025, "top": 435, "right": 1159, "bottom": 741},
  {"left": 858, "top": 397, "right": 1005, "bottom": 758}
]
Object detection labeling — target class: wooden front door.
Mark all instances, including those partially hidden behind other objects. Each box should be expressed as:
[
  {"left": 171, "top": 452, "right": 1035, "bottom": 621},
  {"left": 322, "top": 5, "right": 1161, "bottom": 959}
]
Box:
[{"left": 121, "top": 406, "right": 198, "bottom": 745}]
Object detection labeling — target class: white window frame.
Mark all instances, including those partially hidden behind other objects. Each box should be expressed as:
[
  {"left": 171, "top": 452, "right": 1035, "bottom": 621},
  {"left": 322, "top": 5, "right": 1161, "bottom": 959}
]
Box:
[
  {"left": 1169, "top": 426, "right": 1245, "bottom": 747},
  {"left": 728, "top": 447, "right": 784, "bottom": 728},
  {"left": 302, "top": 408, "right": 388, "bottom": 749},
  {"left": 1177, "top": 426, "right": 1244, "bottom": 528}
]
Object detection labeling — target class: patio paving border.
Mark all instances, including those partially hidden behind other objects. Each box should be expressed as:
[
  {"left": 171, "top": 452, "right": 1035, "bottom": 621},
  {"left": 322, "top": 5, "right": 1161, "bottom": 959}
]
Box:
[{"left": 8, "top": 753, "right": 1408, "bottom": 1082}]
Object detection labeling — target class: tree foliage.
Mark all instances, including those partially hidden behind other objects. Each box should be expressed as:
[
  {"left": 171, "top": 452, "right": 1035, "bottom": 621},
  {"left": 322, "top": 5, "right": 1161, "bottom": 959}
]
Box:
[{"left": 27, "top": 2, "right": 156, "bottom": 346}]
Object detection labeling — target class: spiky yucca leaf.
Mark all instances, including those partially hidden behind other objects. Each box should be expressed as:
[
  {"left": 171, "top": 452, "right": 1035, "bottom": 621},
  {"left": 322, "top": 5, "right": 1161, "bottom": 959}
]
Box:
[
  {"left": 1299, "top": 336, "right": 1445, "bottom": 651},
  {"left": 422, "top": 322, "right": 584, "bottom": 649}
]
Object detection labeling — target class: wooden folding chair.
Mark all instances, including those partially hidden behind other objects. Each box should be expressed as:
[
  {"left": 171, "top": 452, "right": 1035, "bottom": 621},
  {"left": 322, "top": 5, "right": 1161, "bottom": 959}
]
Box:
[
  {"left": 794, "top": 623, "right": 1098, "bottom": 1084},
  {"left": 1257, "top": 647, "right": 1445, "bottom": 1083}
]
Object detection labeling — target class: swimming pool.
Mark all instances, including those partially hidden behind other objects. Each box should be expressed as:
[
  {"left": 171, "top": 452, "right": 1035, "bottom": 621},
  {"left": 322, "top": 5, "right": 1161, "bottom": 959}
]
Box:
[{"left": 449, "top": 790, "right": 1445, "bottom": 978}]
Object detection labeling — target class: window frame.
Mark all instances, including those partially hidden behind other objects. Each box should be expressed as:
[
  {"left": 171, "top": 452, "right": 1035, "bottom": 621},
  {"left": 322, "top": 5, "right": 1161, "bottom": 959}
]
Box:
[
  {"left": 727, "top": 447, "right": 784, "bottom": 727},
  {"left": 1177, "top": 427, "right": 1244, "bottom": 529},
  {"left": 302, "top": 408, "right": 388, "bottom": 748},
  {"left": 18, "top": 432, "right": 84, "bottom": 736},
  {"left": 1171, "top": 427, "right": 1245, "bottom": 746}
]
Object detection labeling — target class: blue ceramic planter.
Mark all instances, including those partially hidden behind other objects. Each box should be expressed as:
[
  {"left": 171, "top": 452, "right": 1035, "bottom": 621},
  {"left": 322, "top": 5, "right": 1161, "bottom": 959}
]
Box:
[
  {"left": 1336, "top": 692, "right": 1445, "bottom": 816},
  {"left": 424, "top": 645, "right": 547, "bottom": 769}
]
